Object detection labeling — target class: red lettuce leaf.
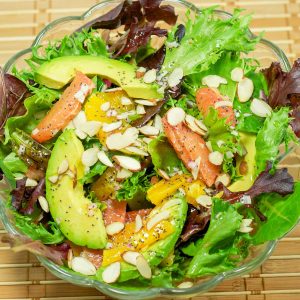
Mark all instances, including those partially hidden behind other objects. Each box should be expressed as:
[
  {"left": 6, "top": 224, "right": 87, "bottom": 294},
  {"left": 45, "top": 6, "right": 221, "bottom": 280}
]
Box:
[
  {"left": 138, "top": 45, "right": 166, "bottom": 70},
  {"left": 263, "top": 59, "right": 300, "bottom": 137},
  {"left": 219, "top": 163, "right": 294, "bottom": 205},
  {"left": 0, "top": 72, "right": 31, "bottom": 136},
  {"left": 11, "top": 178, "right": 27, "bottom": 211}
]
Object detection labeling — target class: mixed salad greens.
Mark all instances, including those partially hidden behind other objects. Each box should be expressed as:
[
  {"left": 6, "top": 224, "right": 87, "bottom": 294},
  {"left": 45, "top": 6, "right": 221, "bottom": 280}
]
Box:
[{"left": 1, "top": 0, "right": 300, "bottom": 289}]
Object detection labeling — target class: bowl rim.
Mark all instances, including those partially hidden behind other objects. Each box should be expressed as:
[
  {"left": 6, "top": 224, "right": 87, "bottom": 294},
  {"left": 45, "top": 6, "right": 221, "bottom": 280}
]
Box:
[{"left": 0, "top": 0, "right": 293, "bottom": 298}]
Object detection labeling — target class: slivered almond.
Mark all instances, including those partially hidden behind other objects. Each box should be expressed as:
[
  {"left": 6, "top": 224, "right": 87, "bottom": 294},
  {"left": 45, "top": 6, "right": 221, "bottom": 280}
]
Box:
[
  {"left": 116, "top": 168, "right": 133, "bottom": 180},
  {"left": 102, "top": 121, "right": 122, "bottom": 133},
  {"left": 177, "top": 281, "right": 193, "bottom": 289},
  {"left": 147, "top": 211, "right": 170, "bottom": 230},
  {"left": 136, "top": 104, "right": 146, "bottom": 114},
  {"left": 100, "top": 102, "right": 110, "bottom": 112},
  {"left": 102, "top": 262, "right": 121, "bottom": 283},
  {"left": 80, "top": 121, "right": 102, "bottom": 137},
  {"left": 202, "top": 75, "right": 227, "bottom": 88},
  {"left": 185, "top": 115, "right": 206, "bottom": 136},
  {"left": 208, "top": 151, "right": 223, "bottom": 166},
  {"left": 158, "top": 169, "right": 170, "bottom": 180},
  {"left": 82, "top": 147, "right": 99, "bottom": 167},
  {"left": 214, "top": 100, "right": 233, "bottom": 109},
  {"left": 75, "top": 128, "right": 87, "bottom": 139},
  {"left": 38, "top": 196, "right": 49, "bottom": 213},
  {"left": 122, "top": 251, "right": 140, "bottom": 265},
  {"left": 167, "top": 107, "right": 186, "bottom": 126},
  {"left": 106, "top": 222, "right": 125, "bottom": 235},
  {"left": 139, "top": 125, "right": 159, "bottom": 136},
  {"left": 143, "top": 69, "right": 157, "bottom": 83},
  {"left": 215, "top": 173, "right": 230, "bottom": 187},
  {"left": 121, "top": 96, "right": 132, "bottom": 105},
  {"left": 113, "top": 155, "right": 141, "bottom": 171},
  {"left": 250, "top": 98, "right": 272, "bottom": 118},
  {"left": 167, "top": 67, "right": 183, "bottom": 88},
  {"left": 136, "top": 255, "right": 152, "bottom": 279},
  {"left": 97, "top": 151, "right": 113, "bottom": 167},
  {"left": 57, "top": 159, "right": 69, "bottom": 175},
  {"left": 196, "top": 195, "right": 212, "bottom": 208},
  {"left": 25, "top": 178, "right": 38, "bottom": 187},
  {"left": 135, "top": 99, "right": 156, "bottom": 106},
  {"left": 71, "top": 257, "right": 97, "bottom": 276},
  {"left": 237, "top": 77, "right": 254, "bottom": 102},
  {"left": 231, "top": 67, "right": 244, "bottom": 82},
  {"left": 48, "top": 175, "right": 58, "bottom": 184},
  {"left": 125, "top": 146, "right": 149, "bottom": 156},
  {"left": 135, "top": 214, "right": 143, "bottom": 233}
]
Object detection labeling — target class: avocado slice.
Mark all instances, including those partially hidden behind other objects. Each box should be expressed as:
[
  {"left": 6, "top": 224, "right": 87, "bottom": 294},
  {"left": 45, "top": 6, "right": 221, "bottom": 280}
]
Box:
[
  {"left": 46, "top": 130, "right": 107, "bottom": 249},
  {"left": 96, "top": 196, "right": 188, "bottom": 282},
  {"left": 34, "top": 56, "right": 162, "bottom": 99}
]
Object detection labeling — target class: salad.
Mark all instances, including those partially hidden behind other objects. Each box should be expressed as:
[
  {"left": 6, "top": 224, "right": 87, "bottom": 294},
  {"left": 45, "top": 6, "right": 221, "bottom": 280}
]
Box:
[{"left": 1, "top": 0, "right": 300, "bottom": 289}]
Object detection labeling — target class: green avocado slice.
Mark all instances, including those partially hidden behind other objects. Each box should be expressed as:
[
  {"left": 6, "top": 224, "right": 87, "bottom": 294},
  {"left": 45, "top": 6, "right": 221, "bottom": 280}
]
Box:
[
  {"left": 46, "top": 129, "right": 107, "bottom": 249},
  {"left": 96, "top": 196, "right": 188, "bottom": 282},
  {"left": 34, "top": 56, "right": 162, "bottom": 99}
]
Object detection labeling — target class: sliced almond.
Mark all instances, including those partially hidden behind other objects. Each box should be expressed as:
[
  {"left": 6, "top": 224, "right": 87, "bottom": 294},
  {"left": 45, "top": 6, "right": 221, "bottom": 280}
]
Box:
[
  {"left": 190, "top": 157, "right": 201, "bottom": 180},
  {"left": 106, "top": 109, "right": 118, "bottom": 117},
  {"left": 185, "top": 115, "right": 206, "bottom": 136},
  {"left": 135, "top": 214, "right": 143, "bottom": 233},
  {"left": 81, "top": 147, "right": 99, "bottom": 167},
  {"left": 25, "top": 178, "right": 38, "bottom": 187},
  {"left": 117, "top": 111, "right": 136, "bottom": 120},
  {"left": 136, "top": 255, "right": 152, "bottom": 279},
  {"left": 161, "top": 198, "right": 182, "bottom": 211},
  {"left": 214, "top": 100, "right": 233, "bottom": 109},
  {"left": 206, "top": 141, "right": 213, "bottom": 152},
  {"left": 194, "top": 118, "right": 208, "bottom": 132},
  {"left": 136, "top": 104, "right": 146, "bottom": 115},
  {"left": 177, "top": 281, "right": 193, "bottom": 289},
  {"left": 113, "top": 155, "right": 141, "bottom": 172},
  {"left": 67, "top": 249, "right": 73, "bottom": 268},
  {"left": 122, "top": 251, "right": 140, "bottom": 265},
  {"left": 143, "top": 69, "right": 157, "bottom": 84},
  {"left": 80, "top": 121, "right": 102, "bottom": 137},
  {"left": 196, "top": 195, "right": 212, "bottom": 208},
  {"left": 135, "top": 99, "right": 156, "bottom": 106},
  {"left": 121, "top": 96, "right": 132, "bottom": 105},
  {"left": 97, "top": 151, "right": 113, "bottom": 167},
  {"left": 167, "top": 67, "right": 183, "bottom": 88},
  {"left": 153, "top": 114, "right": 163, "bottom": 133},
  {"left": 215, "top": 173, "right": 231, "bottom": 187},
  {"left": 106, "top": 127, "right": 138, "bottom": 150},
  {"left": 231, "top": 67, "right": 244, "bottom": 82},
  {"left": 102, "top": 121, "right": 122, "bottom": 133},
  {"left": 73, "top": 111, "right": 87, "bottom": 128},
  {"left": 75, "top": 128, "right": 87, "bottom": 140},
  {"left": 71, "top": 257, "right": 97, "bottom": 276},
  {"left": 116, "top": 168, "right": 133, "bottom": 180},
  {"left": 100, "top": 101, "right": 110, "bottom": 112},
  {"left": 102, "top": 262, "right": 121, "bottom": 283},
  {"left": 158, "top": 169, "right": 170, "bottom": 180},
  {"left": 147, "top": 211, "right": 170, "bottom": 231},
  {"left": 238, "top": 226, "right": 253, "bottom": 233},
  {"left": 237, "top": 77, "right": 254, "bottom": 102},
  {"left": 125, "top": 146, "right": 149, "bottom": 156},
  {"left": 38, "top": 196, "right": 49, "bottom": 213},
  {"left": 167, "top": 107, "right": 186, "bottom": 126},
  {"left": 202, "top": 75, "right": 227, "bottom": 88},
  {"left": 48, "top": 175, "right": 58, "bottom": 184},
  {"left": 208, "top": 151, "right": 224, "bottom": 166},
  {"left": 250, "top": 98, "right": 272, "bottom": 118},
  {"left": 31, "top": 128, "right": 39, "bottom": 135},
  {"left": 106, "top": 222, "right": 125, "bottom": 236},
  {"left": 139, "top": 125, "right": 159, "bottom": 136},
  {"left": 142, "top": 137, "right": 154, "bottom": 144},
  {"left": 57, "top": 159, "right": 69, "bottom": 175},
  {"left": 105, "top": 87, "right": 122, "bottom": 93},
  {"left": 241, "top": 218, "right": 253, "bottom": 227}
]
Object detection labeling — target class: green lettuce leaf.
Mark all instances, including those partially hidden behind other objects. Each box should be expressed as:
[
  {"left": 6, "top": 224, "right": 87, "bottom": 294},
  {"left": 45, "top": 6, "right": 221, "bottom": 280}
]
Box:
[
  {"left": 162, "top": 8, "right": 258, "bottom": 76},
  {"left": 253, "top": 181, "right": 300, "bottom": 244},
  {"left": 79, "top": 161, "right": 107, "bottom": 185},
  {"left": 2, "top": 153, "right": 27, "bottom": 175},
  {"left": 13, "top": 212, "right": 64, "bottom": 244},
  {"left": 186, "top": 198, "right": 247, "bottom": 277},
  {"left": 4, "top": 89, "right": 59, "bottom": 144},
  {"left": 255, "top": 107, "right": 293, "bottom": 174}
]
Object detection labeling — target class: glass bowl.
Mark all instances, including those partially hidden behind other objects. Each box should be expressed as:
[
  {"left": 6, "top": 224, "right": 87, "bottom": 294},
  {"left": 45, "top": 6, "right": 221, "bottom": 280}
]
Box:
[{"left": 0, "top": 0, "right": 294, "bottom": 299}]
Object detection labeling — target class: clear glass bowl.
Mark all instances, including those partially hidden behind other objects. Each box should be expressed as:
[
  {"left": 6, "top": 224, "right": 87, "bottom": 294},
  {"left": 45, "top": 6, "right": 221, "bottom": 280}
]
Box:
[{"left": 0, "top": 0, "right": 294, "bottom": 299}]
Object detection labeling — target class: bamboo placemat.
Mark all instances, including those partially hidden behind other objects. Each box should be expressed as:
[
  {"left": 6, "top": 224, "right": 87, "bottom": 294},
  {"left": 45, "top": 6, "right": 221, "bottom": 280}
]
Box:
[{"left": 1, "top": 0, "right": 300, "bottom": 299}]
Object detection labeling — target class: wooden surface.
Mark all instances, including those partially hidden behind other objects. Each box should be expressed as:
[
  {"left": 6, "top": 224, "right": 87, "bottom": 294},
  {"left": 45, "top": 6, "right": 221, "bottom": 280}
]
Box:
[{"left": 0, "top": 0, "right": 300, "bottom": 299}]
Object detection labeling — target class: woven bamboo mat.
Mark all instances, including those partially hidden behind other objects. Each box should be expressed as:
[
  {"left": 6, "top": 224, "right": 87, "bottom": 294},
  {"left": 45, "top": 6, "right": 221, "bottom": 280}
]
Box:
[{"left": 0, "top": 0, "right": 300, "bottom": 299}]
